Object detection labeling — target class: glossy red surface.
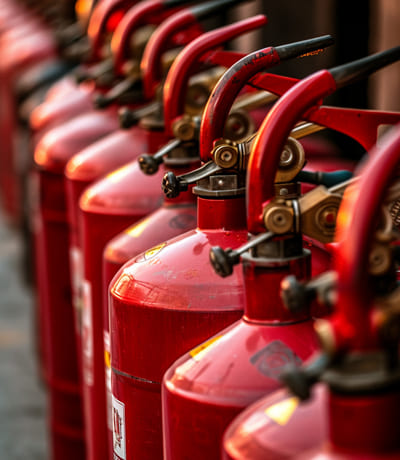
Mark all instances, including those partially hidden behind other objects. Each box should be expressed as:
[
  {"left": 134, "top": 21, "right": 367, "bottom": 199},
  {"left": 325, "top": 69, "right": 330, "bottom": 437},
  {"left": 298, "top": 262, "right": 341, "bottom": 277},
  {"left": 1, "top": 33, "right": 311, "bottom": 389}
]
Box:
[
  {"left": 30, "top": 83, "right": 96, "bottom": 139},
  {"left": 222, "top": 385, "right": 328, "bottom": 459},
  {"left": 103, "top": 183, "right": 197, "bottom": 449},
  {"left": 0, "top": 21, "right": 56, "bottom": 221},
  {"left": 79, "top": 160, "right": 164, "bottom": 459},
  {"left": 162, "top": 245, "right": 322, "bottom": 460},
  {"left": 32, "top": 168, "right": 85, "bottom": 459},
  {"left": 31, "top": 108, "right": 120, "bottom": 458},
  {"left": 109, "top": 196, "right": 247, "bottom": 459}
]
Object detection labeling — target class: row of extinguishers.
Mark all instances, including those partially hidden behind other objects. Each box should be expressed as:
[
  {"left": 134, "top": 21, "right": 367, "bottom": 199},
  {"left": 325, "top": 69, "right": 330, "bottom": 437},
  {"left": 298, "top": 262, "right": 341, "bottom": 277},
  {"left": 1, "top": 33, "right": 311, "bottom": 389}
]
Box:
[{"left": 1, "top": 0, "right": 400, "bottom": 459}]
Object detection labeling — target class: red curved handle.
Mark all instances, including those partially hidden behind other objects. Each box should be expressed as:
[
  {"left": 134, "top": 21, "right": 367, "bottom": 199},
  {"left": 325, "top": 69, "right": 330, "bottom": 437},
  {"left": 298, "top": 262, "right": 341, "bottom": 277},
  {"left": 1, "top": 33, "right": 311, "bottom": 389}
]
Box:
[
  {"left": 163, "top": 15, "right": 267, "bottom": 137},
  {"left": 199, "top": 53, "right": 300, "bottom": 161},
  {"left": 88, "top": 0, "right": 135, "bottom": 60},
  {"left": 331, "top": 125, "right": 400, "bottom": 352},
  {"left": 140, "top": 9, "right": 203, "bottom": 101},
  {"left": 247, "top": 70, "right": 400, "bottom": 233},
  {"left": 111, "top": 0, "right": 185, "bottom": 76}
]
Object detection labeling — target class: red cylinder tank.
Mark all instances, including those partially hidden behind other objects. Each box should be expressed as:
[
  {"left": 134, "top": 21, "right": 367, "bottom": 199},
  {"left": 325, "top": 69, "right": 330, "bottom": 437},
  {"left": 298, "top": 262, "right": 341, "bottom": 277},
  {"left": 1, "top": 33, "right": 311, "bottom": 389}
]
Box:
[
  {"left": 78, "top": 160, "right": 164, "bottom": 459},
  {"left": 0, "top": 20, "right": 57, "bottom": 221},
  {"left": 161, "top": 241, "right": 320, "bottom": 460},
  {"left": 222, "top": 50, "right": 400, "bottom": 460},
  {"left": 222, "top": 385, "right": 327, "bottom": 459},
  {"left": 31, "top": 106, "right": 120, "bottom": 458},
  {"left": 109, "top": 192, "right": 249, "bottom": 459}
]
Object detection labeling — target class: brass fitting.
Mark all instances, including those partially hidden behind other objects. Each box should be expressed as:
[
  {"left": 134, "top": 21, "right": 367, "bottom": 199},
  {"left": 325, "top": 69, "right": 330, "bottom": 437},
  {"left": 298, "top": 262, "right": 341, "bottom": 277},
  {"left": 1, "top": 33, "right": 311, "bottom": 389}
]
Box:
[
  {"left": 213, "top": 139, "right": 239, "bottom": 169},
  {"left": 275, "top": 137, "right": 306, "bottom": 183},
  {"left": 172, "top": 115, "right": 197, "bottom": 142},
  {"left": 263, "top": 199, "right": 295, "bottom": 234}
]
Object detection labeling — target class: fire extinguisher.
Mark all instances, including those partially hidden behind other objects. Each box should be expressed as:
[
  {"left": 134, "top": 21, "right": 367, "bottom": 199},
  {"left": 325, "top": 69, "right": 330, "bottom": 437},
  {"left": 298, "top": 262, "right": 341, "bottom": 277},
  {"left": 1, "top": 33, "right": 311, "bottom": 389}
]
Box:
[
  {"left": 161, "top": 46, "right": 400, "bottom": 460},
  {"left": 277, "top": 124, "right": 400, "bottom": 459},
  {"left": 99, "top": 14, "right": 270, "bottom": 452},
  {"left": 220, "top": 49, "right": 400, "bottom": 460},
  {"left": 0, "top": 1, "right": 58, "bottom": 222},
  {"left": 29, "top": 0, "right": 140, "bottom": 140},
  {"left": 74, "top": 11, "right": 267, "bottom": 460},
  {"left": 108, "top": 35, "right": 332, "bottom": 460}
]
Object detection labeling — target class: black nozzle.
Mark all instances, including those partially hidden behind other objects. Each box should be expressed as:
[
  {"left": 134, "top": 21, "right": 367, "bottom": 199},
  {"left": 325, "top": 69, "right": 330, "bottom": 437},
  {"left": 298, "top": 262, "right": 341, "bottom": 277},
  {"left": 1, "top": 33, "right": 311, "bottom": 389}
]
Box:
[
  {"left": 296, "top": 170, "right": 353, "bottom": 188},
  {"left": 281, "top": 275, "right": 316, "bottom": 313},
  {"left": 162, "top": 171, "right": 186, "bottom": 198},
  {"left": 139, "top": 139, "right": 183, "bottom": 175},
  {"left": 119, "top": 101, "right": 160, "bottom": 129},
  {"left": 93, "top": 76, "right": 140, "bottom": 109},
  {"left": 119, "top": 107, "right": 139, "bottom": 129},
  {"left": 191, "top": 0, "right": 248, "bottom": 20},
  {"left": 210, "top": 246, "right": 239, "bottom": 277},
  {"left": 275, "top": 35, "right": 334, "bottom": 61},
  {"left": 74, "top": 58, "right": 114, "bottom": 84},
  {"left": 210, "top": 232, "right": 275, "bottom": 277},
  {"left": 280, "top": 353, "right": 330, "bottom": 400},
  {"left": 330, "top": 46, "right": 400, "bottom": 89}
]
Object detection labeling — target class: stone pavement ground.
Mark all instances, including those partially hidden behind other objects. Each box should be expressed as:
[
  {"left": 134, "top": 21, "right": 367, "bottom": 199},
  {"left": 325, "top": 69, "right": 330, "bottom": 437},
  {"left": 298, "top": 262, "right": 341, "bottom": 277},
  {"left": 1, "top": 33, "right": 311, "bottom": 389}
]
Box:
[{"left": 0, "top": 209, "right": 48, "bottom": 459}]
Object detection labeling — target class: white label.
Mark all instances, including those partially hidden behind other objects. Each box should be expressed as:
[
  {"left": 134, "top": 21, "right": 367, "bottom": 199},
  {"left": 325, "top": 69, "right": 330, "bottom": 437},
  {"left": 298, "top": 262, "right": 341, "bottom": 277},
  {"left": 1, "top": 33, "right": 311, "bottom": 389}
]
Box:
[
  {"left": 82, "top": 280, "right": 94, "bottom": 386},
  {"left": 112, "top": 395, "right": 126, "bottom": 460},
  {"left": 69, "top": 246, "right": 84, "bottom": 333},
  {"left": 104, "top": 330, "right": 112, "bottom": 431}
]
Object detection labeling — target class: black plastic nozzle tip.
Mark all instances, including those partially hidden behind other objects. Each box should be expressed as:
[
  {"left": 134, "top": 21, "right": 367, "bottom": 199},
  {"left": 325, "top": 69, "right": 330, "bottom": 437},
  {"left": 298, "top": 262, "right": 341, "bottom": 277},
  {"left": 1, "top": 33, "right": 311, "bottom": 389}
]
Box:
[
  {"left": 138, "top": 154, "right": 160, "bottom": 175},
  {"left": 281, "top": 275, "right": 312, "bottom": 313},
  {"left": 162, "top": 172, "right": 181, "bottom": 198},
  {"left": 275, "top": 35, "right": 334, "bottom": 61},
  {"left": 119, "top": 107, "right": 138, "bottom": 129},
  {"left": 330, "top": 46, "right": 400, "bottom": 89},
  {"left": 280, "top": 365, "right": 313, "bottom": 400},
  {"left": 93, "top": 93, "right": 111, "bottom": 109},
  {"left": 209, "top": 246, "right": 236, "bottom": 277}
]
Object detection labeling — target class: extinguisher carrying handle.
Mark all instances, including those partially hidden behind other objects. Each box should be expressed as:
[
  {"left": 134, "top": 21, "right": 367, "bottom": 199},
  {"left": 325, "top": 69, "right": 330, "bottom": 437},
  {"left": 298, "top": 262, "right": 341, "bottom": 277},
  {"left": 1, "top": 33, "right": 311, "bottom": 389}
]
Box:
[
  {"left": 111, "top": 0, "right": 192, "bottom": 77},
  {"left": 88, "top": 0, "right": 134, "bottom": 61},
  {"left": 137, "top": 15, "right": 268, "bottom": 172},
  {"left": 163, "top": 15, "right": 268, "bottom": 136},
  {"left": 247, "top": 46, "right": 400, "bottom": 234},
  {"left": 137, "top": 15, "right": 267, "bottom": 171},
  {"left": 141, "top": 0, "right": 255, "bottom": 101},
  {"left": 200, "top": 34, "right": 334, "bottom": 161}
]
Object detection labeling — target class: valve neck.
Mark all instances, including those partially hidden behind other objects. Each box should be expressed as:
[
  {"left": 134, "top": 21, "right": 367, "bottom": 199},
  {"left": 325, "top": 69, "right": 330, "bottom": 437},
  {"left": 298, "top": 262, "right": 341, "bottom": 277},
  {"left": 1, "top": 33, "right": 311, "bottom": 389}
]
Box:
[
  {"left": 242, "top": 236, "right": 311, "bottom": 322},
  {"left": 326, "top": 351, "right": 400, "bottom": 454},
  {"left": 197, "top": 195, "right": 246, "bottom": 231}
]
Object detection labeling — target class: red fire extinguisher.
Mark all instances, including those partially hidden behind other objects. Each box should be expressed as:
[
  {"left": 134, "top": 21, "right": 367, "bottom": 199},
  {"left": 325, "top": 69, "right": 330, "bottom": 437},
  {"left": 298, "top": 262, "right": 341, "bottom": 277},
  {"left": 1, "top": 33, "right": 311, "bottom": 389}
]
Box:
[
  {"left": 220, "top": 48, "right": 400, "bottom": 460},
  {"left": 29, "top": 0, "right": 139, "bottom": 140},
  {"left": 32, "top": 0, "right": 200, "bottom": 379},
  {"left": 95, "top": 14, "right": 270, "bottom": 452},
  {"left": 0, "top": 3, "right": 57, "bottom": 221},
  {"left": 107, "top": 35, "right": 333, "bottom": 460},
  {"left": 161, "top": 46, "right": 400, "bottom": 460},
  {"left": 277, "top": 124, "right": 400, "bottom": 460},
  {"left": 73, "top": 11, "right": 267, "bottom": 460}
]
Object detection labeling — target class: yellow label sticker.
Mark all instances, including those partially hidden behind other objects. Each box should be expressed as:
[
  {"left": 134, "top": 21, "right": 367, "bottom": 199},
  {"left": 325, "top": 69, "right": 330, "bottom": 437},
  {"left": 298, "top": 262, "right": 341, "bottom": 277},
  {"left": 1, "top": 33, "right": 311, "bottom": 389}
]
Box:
[
  {"left": 265, "top": 397, "right": 299, "bottom": 425},
  {"left": 144, "top": 243, "right": 166, "bottom": 259},
  {"left": 189, "top": 335, "right": 223, "bottom": 362},
  {"left": 104, "top": 349, "right": 111, "bottom": 369},
  {"left": 125, "top": 217, "right": 151, "bottom": 238}
]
